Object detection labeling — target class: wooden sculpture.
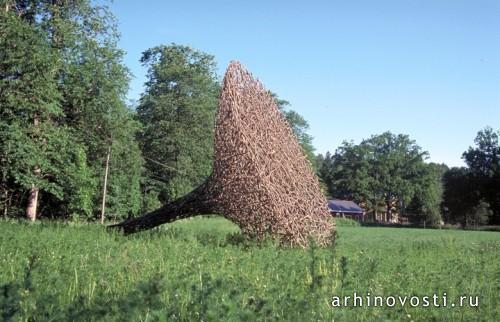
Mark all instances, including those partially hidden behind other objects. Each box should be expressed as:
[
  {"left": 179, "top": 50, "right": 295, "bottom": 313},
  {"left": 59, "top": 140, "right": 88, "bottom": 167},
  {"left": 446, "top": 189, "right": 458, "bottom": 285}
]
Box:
[{"left": 110, "top": 62, "right": 334, "bottom": 247}]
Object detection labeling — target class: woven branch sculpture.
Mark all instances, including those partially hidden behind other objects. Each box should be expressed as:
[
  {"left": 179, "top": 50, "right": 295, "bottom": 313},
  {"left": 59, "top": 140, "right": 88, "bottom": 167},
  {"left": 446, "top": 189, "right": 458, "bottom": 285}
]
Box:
[{"left": 110, "top": 61, "right": 334, "bottom": 247}]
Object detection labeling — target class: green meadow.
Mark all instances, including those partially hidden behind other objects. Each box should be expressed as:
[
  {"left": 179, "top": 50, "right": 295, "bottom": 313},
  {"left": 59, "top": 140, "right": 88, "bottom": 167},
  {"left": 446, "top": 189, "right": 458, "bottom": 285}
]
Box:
[{"left": 0, "top": 217, "right": 498, "bottom": 321}]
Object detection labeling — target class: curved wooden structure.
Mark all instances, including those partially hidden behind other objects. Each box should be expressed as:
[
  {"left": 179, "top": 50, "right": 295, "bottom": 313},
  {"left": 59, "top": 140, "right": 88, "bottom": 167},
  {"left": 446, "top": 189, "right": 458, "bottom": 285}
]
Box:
[{"left": 110, "top": 62, "right": 334, "bottom": 247}]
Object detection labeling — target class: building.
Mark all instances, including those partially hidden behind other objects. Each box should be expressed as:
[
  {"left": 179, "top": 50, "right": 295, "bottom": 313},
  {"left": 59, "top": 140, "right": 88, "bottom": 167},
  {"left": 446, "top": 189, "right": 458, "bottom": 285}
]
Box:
[{"left": 327, "top": 199, "right": 365, "bottom": 221}]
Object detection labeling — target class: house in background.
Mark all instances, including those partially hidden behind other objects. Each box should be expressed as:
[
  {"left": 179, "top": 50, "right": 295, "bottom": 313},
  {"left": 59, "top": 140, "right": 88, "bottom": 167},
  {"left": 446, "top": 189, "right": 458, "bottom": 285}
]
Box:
[{"left": 327, "top": 199, "right": 364, "bottom": 221}]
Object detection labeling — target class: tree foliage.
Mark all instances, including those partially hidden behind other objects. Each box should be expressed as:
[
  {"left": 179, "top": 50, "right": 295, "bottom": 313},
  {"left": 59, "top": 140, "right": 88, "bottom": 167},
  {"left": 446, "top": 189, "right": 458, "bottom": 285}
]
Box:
[
  {"left": 0, "top": 0, "right": 142, "bottom": 220},
  {"left": 318, "top": 132, "right": 443, "bottom": 225},
  {"left": 137, "top": 44, "right": 219, "bottom": 205},
  {"left": 442, "top": 127, "right": 499, "bottom": 226},
  {"left": 0, "top": 7, "right": 93, "bottom": 218},
  {"left": 2, "top": 1, "right": 493, "bottom": 228},
  {"left": 462, "top": 127, "right": 499, "bottom": 224}
]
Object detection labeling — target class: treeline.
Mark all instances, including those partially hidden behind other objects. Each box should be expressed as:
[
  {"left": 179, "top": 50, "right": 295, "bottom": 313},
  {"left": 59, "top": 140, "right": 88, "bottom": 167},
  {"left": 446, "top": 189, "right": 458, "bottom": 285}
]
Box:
[
  {"left": 442, "top": 128, "right": 499, "bottom": 226},
  {"left": 317, "top": 132, "right": 444, "bottom": 226},
  {"left": 316, "top": 128, "right": 500, "bottom": 227},
  {"left": 1, "top": 0, "right": 143, "bottom": 221},
  {"left": 0, "top": 0, "right": 314, "bottom": 222},
  {"left": 1, "top": 1, "right": 497, "bottom": 227}
]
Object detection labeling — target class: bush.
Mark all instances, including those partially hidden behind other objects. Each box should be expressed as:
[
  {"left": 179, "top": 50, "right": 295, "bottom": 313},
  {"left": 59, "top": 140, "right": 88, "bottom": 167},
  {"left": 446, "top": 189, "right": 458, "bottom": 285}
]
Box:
[{"left": 334, "top": 218, "right": 360, "bottom": 227}]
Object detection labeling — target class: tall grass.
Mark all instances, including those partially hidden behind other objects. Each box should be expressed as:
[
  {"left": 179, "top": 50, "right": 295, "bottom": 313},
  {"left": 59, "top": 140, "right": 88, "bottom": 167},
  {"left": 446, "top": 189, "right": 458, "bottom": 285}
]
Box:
[{"left": 0, "top": 217, "right": 498, "bottom": 321}]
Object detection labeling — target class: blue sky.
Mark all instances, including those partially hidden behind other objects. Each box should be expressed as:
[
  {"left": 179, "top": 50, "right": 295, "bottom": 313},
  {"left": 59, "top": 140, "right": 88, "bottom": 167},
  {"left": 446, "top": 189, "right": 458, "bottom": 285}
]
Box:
[{"left": 105, "top": 0, "right": 500, "bottom": 167}]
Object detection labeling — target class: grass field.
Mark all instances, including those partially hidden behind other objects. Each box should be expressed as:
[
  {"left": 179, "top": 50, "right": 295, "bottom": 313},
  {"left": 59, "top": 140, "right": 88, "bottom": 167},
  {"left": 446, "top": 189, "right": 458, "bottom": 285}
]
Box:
[{"left": 0, "top": 217, "right": 499, "bottom": 321}]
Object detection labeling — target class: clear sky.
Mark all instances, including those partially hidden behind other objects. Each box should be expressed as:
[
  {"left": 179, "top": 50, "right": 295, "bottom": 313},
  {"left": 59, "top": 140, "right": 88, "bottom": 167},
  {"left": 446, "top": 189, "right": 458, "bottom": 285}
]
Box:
[{"left": 104, "top": 0, "right": 500, "bottom": 167}]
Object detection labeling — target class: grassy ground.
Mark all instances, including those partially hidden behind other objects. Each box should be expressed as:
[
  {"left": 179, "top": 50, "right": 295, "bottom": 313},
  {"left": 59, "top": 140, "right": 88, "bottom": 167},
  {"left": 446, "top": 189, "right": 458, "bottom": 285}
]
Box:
[{"left": 0, "top": 216, "right": 498, "bottom": 321}]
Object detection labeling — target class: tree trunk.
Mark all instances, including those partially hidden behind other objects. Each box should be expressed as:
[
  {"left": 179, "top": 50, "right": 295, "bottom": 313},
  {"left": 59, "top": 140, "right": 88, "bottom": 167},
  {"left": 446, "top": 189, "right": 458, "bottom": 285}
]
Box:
[
  {"left": 100, "top": 146, "right": 111, "bottom": 224},
  {"left": 26, "top": 183, "right": 39, "bottom": 221},
  {"left": 386, "top": 200, "right": 392, "bottom": 222},
  {"left": 27, "top": 116, "right": 41, "bottom": 221},
  {"left": 108, "top": 181, "right": 214, "bottom": 234}
]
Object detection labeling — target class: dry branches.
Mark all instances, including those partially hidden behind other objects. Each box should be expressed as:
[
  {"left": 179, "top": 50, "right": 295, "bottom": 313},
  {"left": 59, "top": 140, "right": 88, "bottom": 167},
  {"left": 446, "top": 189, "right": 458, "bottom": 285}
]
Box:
[{"left": 110, "top": 61, "right": 335, "bottom": 247}]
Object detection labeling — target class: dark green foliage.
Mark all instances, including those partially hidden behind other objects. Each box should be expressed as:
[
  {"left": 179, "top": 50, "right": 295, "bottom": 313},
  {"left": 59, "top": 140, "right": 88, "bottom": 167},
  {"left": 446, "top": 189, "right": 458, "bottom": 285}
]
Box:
[
  {"left": 137, "top": 44, "right": 219, "bottom": 203},
  {"left": 406, "top": 162, "right": 446, "bottom": 226},
  {"left": 0, "top": 8, "right": 94, "bottom": 218},
  {"left": 442, "top": 167, "right": 478, "bottom": 226},
  {"left": 318, "top": 132, "right": 443, "bottom": 225},
  {"left": 0, "top": 1, "right": 143, "bottom": 220},
  {"left": 103, "top": 109, "right": 143, "bottom": 220},
  {"left": 443, "top": 169, "right": 495, "bottom": 228},
  {"left": 463, "top": 127, "right": 500, "bottom": 178},
  {"left": 462, "top": 127, "right": 500, "bottom": 224},
  {"left": 0, "top": 217, "right": 498, "bottom": 321},
  {"left": 467, "top": 200, "right": 494, "bottom": 227},
  {"left": 442, "top": 127, "right": 499, "bottom": 226},
  {"left": 39, "top": 0, "right": 143, "bottom": 220}
]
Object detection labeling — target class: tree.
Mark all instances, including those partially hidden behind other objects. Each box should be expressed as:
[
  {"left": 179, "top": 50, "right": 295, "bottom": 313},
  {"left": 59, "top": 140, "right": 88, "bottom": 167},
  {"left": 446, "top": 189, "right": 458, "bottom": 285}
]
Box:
[
  {"left": 317, "top": 132, "right": 442, "bottom": 225},
  {"left": 442, "top": 167, "right": 480, "bottom": 227},
  {"left": 102, "top": 107, "right": 143, "bottom": 221},
  {"left": 406, "top": 163, "right": 445, "bottom": 226},
  {"left": 463, "top": 127, "right": 499, "bottom": 178},
  {"left": 462, "top": 127, "right": 500, "bottom": 224},
  {"left": 39, "top": 0, "right": 142, "bottom": 221},
  {"left": 137, "top": 44, "right": 219, "bottom": 205},
  {"left": 0, "top": 8, "right": 94, "bottom": 220},
  {"left": 0, "top": 0, "right": 142, "bottom": 221},
  {"left": 319, "top": 143, "right": 373, "bottom": 204},
  {"left": 468, "top": 200, "right": 493, "bottom": 227}
]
